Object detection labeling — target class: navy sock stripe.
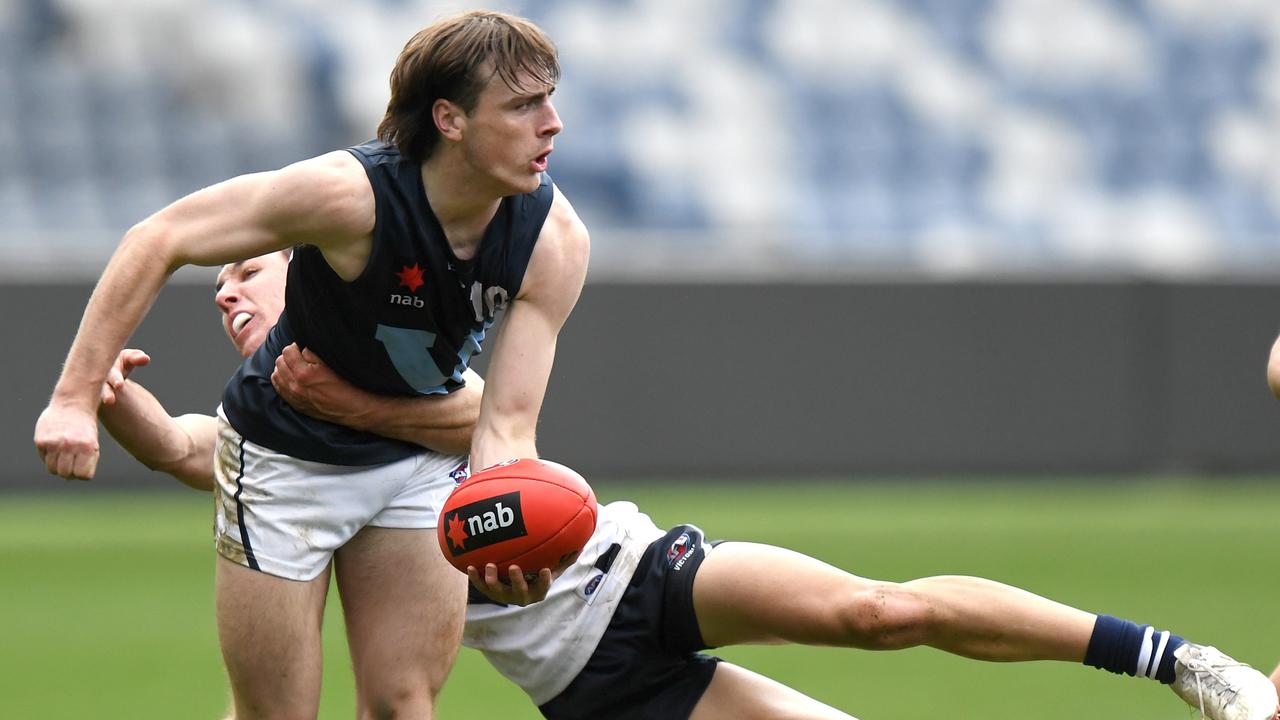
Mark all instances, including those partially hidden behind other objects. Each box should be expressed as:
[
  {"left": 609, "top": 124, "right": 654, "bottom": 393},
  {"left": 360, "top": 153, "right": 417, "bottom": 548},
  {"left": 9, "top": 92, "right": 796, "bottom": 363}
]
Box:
[
  {"left": 232, "top": 438, "right": 259, "bottom": 571},
  {"left": 1148, "top": 630, "right": 1171, "bottom": 679},
  {"left": 1136, "top": 625, "right": 1156, "bottom": 677},
  {"left": 1085, "top": 615, "right": 1185, "bottom": 685}
]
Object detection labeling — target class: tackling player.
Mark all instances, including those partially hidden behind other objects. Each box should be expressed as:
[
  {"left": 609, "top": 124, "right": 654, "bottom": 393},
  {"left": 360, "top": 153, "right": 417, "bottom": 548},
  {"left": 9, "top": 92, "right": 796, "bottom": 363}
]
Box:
[{"left": 98, "top": 252, "right": 1279, "bottom": 720}]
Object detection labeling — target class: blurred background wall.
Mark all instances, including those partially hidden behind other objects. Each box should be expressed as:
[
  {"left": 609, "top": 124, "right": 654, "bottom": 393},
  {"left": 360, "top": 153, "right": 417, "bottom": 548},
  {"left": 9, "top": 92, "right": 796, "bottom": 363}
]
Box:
[{"left": 6, "top": 0, "right": 1280, "bottom": 486}]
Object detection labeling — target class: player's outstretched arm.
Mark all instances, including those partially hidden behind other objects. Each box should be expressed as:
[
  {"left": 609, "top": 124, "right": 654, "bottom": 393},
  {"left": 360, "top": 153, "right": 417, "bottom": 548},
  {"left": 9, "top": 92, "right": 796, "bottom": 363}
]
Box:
[
  {"left": 1271, "top": 663, "right": 1279, "bottom": 696},
  {"left": 97, "top": 349, "right": 216, "bottom": 491},
  {"left": 35, "top": 151, "right": 375, "bottom": 481},
  {"left": 468, "top": 187, "right": 589, "bottom": 471},
  {"left": 272, "top": 343, "right": 483, "bottom": 456}
]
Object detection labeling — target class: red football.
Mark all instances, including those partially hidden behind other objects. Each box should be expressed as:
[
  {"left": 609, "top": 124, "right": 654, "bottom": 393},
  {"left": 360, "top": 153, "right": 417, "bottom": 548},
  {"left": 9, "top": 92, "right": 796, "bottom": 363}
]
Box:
[{"left": 437, "top": 458, "right": 597, "bottom": 577}]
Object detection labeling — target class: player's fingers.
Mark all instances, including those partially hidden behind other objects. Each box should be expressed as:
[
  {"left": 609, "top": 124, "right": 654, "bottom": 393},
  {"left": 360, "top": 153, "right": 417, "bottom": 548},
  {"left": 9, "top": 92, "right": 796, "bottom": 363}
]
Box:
[
  {"left": 280, "top": 343, "right": 303, "bottom": 367},
  {"left": 124, "top": 349, "right": 150, "bottom": 368},
  {"left": 45, "top": 452, "right": 65, "bottom": 477},
  {"left": 300, "top": 347, "right": 322, "bottom": 365},
  {"left": 484, "top": 563, "right": 502, "bottom": 587},
  {"left": 55, "top": 451, "right": 75, "bottom": 479},
  {"left": 120, "top": 351, "right": 150, "bottom": 380},
  {"left": 72, "top": 451, "right": 97, "bottom": 480},
  {"left": 480, "top": 563, "right": 515, "bottom": 601},
  {"left": 272, "top": 355, "right": 296, "bottom": 389},
  {"left": 524, "top": 568, "right": 552, "bottom": 603},
  {"left": 507, "top": 565, "right": 533, "bottom": 605},
  {"left": 100, "top": 384, "right": 116, "bottom": 406},
  {"left": 467, "top": 567, "right": 500, "bottom": 597}
]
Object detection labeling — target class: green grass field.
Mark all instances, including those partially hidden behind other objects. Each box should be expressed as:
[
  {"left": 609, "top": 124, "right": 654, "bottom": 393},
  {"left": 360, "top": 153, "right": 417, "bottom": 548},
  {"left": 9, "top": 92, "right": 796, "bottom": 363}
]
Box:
[{"left": 2, "top": 478, "right": 1276, "bottom": 719}]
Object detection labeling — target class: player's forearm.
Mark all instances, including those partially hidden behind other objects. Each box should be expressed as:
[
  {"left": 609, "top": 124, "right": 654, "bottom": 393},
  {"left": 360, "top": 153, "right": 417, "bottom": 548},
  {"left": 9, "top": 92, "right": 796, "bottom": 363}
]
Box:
[
  {"left": 99, "top": 380, "right": 214, "bottom": 490},
  {"left": 363, "top": 402, "right": 475, "bottom": 455},
  {"left": 470, "top": 397, "right": 540, "bottom": 470},
  {"left": 357, "top": 383, "right": 482, "bottom": 455},
  {"left": 52, "top": 228, "right": 176, "bottom": 410},
  {"left": 468, "top": 330, "right": 554, "bottom": 469}
]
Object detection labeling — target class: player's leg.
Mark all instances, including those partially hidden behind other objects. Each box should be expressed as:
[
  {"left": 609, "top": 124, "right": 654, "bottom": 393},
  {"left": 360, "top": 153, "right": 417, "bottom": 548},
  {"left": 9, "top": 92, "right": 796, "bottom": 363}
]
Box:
[
  {"left": 215, "top": 556, "right": 330, "bottom": 720},
  {"left": 693, "top": 542, "right": 1279, "bottom": 720},
  {"left": 690, "top": 662, "right": 855, "bottom": 720},
  {"left": 334, "top": 526, "right": 467, "bottom": 719},
  {"left": 334, "top": 453, "right": 469, "bottom": 719},
  {"left": 209, "top": 415, "right": 367, "bottom": 720},
  {"left": 693, "top": 541, "right": 1093, "bottom": 660}
]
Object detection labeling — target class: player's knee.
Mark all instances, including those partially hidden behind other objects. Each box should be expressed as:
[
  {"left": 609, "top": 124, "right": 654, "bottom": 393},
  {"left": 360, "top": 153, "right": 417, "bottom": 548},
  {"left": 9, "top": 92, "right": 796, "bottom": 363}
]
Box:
[
  {"left": 361, "top": 684, "right": 436, "bottom": 720},
  {"left": 838, "top": 582, "right": 936, "bottom": 650}
]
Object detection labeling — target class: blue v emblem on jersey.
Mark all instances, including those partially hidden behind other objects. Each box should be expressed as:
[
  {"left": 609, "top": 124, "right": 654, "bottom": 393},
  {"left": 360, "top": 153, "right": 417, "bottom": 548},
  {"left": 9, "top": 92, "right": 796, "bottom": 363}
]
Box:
[{"left": 374, "top": 324, "right": 449, "bottom": 394}]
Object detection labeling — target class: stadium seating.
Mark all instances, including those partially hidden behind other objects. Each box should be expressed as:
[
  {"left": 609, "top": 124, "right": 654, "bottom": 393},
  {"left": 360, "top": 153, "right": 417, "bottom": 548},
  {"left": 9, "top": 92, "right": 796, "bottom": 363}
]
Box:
[{"left": 3, "top": 0, "right": 1279, "bottom": 276}]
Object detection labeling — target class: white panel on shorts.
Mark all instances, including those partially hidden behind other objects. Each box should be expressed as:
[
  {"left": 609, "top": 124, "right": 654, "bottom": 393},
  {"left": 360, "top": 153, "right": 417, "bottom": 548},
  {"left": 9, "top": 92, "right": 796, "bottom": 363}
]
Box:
[
  {"left": 463, "top": 501, "right": 666, "bottom": 704},
  {"left": 213, "top": 407, "right": 466, "bottom": 581}
]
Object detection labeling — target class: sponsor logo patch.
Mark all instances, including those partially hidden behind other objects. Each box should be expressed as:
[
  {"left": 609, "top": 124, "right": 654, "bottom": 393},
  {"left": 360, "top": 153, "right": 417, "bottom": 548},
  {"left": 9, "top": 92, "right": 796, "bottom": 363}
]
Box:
[
  {"left": 449, "top": 461, "right": 470, "bottom": 485},
  {"left": 396, "top": 263, "right": 425, "bottom": 293},
  {"left": 576, "top": 571, "right": 606, "bottom": 605},
  {"left": 666, "top": 532, "right": 694, "bottom": 571},
  {"left": 390, "top": 263, "right": 426, "bottom": 307},
  {"left": 442, "top": 491, "right": 527, "bottom": 557}
]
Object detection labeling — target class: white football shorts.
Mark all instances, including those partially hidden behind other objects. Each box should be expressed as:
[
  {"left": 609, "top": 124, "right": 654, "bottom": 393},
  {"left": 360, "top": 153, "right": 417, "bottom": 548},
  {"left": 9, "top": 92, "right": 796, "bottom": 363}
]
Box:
[
  {"left": 212, "top": 407, "right": 467, "bottom": 581},
  {"left": 463, "top": 501, "right": 667, "bottom": 704}
]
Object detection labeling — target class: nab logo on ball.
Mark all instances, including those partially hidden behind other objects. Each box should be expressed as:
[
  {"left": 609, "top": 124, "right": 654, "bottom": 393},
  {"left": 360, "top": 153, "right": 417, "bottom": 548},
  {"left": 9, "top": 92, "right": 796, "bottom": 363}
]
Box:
[{"left": 442, "top": 491, "right": 528, "bottom": 558}]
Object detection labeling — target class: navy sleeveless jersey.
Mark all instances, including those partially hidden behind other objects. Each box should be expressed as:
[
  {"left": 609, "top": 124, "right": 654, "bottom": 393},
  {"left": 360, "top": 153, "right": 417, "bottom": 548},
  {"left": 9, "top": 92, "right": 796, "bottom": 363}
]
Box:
[{"left": 221, "top": 139, "right": 555, "bottom": 465}]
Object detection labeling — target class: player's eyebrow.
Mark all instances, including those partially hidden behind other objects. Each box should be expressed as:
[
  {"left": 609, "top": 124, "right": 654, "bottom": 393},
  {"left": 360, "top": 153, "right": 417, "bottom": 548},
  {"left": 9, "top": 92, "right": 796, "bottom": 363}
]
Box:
[
  {"left": 510, "top": 86, "right": 555, "bottom": 105},
  {"left": 214, "top": 261, "right": 246, "bottom": 293}
]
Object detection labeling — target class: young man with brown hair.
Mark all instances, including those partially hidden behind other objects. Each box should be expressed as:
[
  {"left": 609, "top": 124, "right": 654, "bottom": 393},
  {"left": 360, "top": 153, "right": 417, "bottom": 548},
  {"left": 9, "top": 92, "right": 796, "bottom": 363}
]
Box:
[{"left": 36, "top": 10, "right": 587, "bottom": 719}]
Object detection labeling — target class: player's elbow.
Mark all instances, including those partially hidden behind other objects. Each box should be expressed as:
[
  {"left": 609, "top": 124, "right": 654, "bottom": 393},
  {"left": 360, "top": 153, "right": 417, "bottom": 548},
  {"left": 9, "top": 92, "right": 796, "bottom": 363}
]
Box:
[
  {"left": 121, "top": 217, "right": 184, "bottom": 274},
  {"left": 146, "top": 436, "right": 215, "bottom": 492},
  {"left": 150, "top": 457, "right": 215, "bottom": 492}
]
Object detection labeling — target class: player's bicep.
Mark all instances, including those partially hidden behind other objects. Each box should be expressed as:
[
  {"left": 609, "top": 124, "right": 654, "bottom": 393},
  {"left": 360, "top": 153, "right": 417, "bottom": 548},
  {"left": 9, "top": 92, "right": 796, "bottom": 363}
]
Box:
[
  {"left": 169, "top": 414, "right": 218, "bottom": 491},
  {"left": 514, "top": 186, "right": 590, "bottom": 318},
  {"left": 137, "top": 152, "right": 373, "bottom": 269}
]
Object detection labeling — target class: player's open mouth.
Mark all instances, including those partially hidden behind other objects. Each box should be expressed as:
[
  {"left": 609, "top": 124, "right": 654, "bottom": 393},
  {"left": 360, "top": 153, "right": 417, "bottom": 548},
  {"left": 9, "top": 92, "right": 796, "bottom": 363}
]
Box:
[
  {"left": 231, "top": 312, "right": 253, "bottom": 335},
  {"left": 531, "top": 149, "right": 552, "bottom": 172}
]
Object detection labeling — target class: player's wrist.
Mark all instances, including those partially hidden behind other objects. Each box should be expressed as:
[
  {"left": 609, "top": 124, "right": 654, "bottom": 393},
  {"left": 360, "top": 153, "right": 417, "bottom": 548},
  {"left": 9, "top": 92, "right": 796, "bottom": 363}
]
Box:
[{"left": 49, "top": 386, "right": 100, "bottom": 414}]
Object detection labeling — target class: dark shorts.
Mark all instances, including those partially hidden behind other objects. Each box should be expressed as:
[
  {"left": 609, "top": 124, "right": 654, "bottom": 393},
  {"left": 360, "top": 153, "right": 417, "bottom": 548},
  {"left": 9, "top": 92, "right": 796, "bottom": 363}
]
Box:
[{"left": 538, "top": 524, "right": 721, "bottom": 720}]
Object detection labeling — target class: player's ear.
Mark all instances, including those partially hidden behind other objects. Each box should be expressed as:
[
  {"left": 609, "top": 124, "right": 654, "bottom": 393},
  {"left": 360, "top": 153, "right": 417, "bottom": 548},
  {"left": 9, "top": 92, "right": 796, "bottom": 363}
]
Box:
[{"left": 433, "top": 98, "right": 465, "bottom": 142}]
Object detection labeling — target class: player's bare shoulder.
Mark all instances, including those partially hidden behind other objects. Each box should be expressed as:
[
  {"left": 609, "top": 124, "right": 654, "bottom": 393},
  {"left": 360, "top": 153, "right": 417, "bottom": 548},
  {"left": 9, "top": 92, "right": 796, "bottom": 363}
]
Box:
[{"left": 518, "top": 185, "right": 590, "bottom": 307}]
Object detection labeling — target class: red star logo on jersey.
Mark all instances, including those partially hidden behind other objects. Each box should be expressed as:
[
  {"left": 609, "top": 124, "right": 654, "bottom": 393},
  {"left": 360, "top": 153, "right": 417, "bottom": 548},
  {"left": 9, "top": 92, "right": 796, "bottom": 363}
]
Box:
[
  {"left": 396, "top": 264, "right": 425, "bottom": 293},
  {"left": 445, "top": 514, "right": 469, "bottom": 550}
]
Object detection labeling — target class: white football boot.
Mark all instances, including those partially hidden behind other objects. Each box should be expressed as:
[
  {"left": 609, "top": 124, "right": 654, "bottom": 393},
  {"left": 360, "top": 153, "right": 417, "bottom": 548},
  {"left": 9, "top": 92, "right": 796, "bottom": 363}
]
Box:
[{"left": 1169, "top": 644, "right": 1280, "bottom": 720}]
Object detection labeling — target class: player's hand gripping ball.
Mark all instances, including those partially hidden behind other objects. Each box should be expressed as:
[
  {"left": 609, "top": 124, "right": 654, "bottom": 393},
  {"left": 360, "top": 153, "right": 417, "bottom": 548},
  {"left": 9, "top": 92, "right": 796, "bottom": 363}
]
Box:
[{"left": 438, "top": 458, "right": 597, "bottom": 578}]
